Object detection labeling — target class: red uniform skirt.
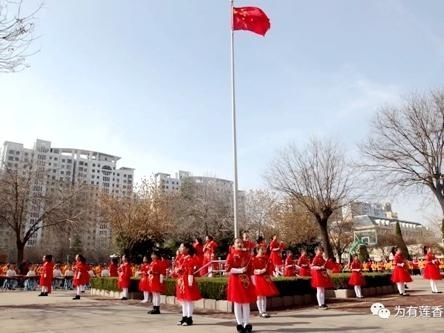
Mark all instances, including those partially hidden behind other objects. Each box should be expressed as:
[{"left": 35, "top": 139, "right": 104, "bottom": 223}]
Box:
[
  {"left": 118, "top": 277, "right": 131, "bottom": 289},
  {"left": 284, "top": 267, "right": 296, "bottom": 277},
  {"left": 311, "top": 269, "right": 334, "bottom": 289},
  {"left": 176, "top": 276, "right": 201, "bottom": 301},
  {"left": 39, "top": 275, "right": 52, "bottom": 290},
  {"left": 270, "top": 252, "right": 283, "bottom": 266},
  {"left": 298, "top": 267, "right": 311, "bottom": 277},
  {"left": 149, "top": 275, "right": 165, "bottom": 293},
  {"left": 138, "top": 275, "right": 150, "bottom": 292},
  {"left": 348, "top": 271, "right": 366, "bottom": 286},
  {"left": 227, "top": 274, "right": 257, "bottom": 303},
  {"left": 423, "top": 263, "right": 442, "bottom": 280},
  {"left": 391, "top": 267, "right": 413, "bottom": 283},
  {"left": 252, "top": 275, "right": 279, "bottom": 297},
  {"left": 73, "top": 272, "right": 89, "bottom": 287}
]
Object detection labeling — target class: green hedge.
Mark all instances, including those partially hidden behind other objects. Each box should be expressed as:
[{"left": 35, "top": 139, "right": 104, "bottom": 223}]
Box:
[{"left": 91, "top": 273, "right": 393, "bottom": 301}]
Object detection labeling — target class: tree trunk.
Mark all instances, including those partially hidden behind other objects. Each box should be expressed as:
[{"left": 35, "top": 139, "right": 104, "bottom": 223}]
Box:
[
  {"left": 441, "top": 218, "right": 444, "bottom": 244},
  {"left": 16, "top": 240, "right": 25, "bottom": 263},
  {"left": 317, "top": 218, "right": 334, "bottom": 259}
]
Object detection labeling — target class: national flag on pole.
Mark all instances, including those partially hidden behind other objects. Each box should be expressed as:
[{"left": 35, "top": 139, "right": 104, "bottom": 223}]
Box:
[{"left": 232, "top": 6, "right": 271, "bottom": 36}]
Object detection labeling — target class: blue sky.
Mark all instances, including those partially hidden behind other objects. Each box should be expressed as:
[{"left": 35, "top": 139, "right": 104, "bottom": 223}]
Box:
[{"left": 1, "top": 0, "right": 444, "bottom": 222}]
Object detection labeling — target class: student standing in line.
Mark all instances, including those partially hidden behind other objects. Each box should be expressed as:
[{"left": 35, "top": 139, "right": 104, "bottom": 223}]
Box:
[{"left": 226, "top": 238, "right": 256, "bottom": 333}]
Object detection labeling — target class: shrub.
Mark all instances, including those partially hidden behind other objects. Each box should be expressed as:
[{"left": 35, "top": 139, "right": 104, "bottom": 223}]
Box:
[{"left": 90, "top": 272, "right": 393, "bottom": 300}]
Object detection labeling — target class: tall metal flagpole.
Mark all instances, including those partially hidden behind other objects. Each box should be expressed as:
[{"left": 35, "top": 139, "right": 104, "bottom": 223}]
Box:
[{"left": 230, "top": 0, "right": 239, "bottom": 238}]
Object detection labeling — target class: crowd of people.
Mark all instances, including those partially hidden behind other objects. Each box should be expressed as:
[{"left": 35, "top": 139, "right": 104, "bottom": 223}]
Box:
[{"left": 1, "top": 232, "right": 443, "bottom": 333}]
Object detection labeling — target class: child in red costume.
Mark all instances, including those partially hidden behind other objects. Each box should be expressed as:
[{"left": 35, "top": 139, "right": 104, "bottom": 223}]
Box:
[
  {"left": 348, "top": 255, "right": 365, "bottom": 298},
  {"left": 38, "top": 254, "right": 54, "bottom": 297},
  {"left": 423, "top": 247, "right": 442, "bottom": 293},
  {"left": 202, "top": 235, "right": 218, "bottom": 277},
  {"left": 226, "top": 238, "right": 256, "bottom": 333},
  {"left": 175, "top": 243, "right": 201, "bottom": 326},
  {"left": 118, "top": 255, "right": 132, "bottom": 300},
  {"left": 252, "top": 246, "right": 279, "bottom": 318},
  {"left": 72, "top": 254, "right": 89, "bottom": 300},
  {"left": 297, "top": 249, "right": 311, "bottom": 277},
  {"left": 311, "top": 246, "right": 333, "bottom": 309},
  {"left": 391, "top": 248, "right": 412, "bottom": 296},
  {"left": 138, "top": 256, "right": 151, "bottom": 303},
  {"left": 269, "top": 235, "right": 284, "bottom": 276},
  {"left": 147, "top": 251, "right": 165, "bottom": 314},
  {"left": 284, "top": 250, "right": 296, "bottom": 277}
]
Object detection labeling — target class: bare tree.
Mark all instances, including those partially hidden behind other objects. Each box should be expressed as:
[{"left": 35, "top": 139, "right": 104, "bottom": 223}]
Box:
[
  {"left": 271, "top": 198, "right": 320, "bottom": 246},
  {"left": 361, "top": 90, "right": 444, "bottom": 241},
  {"left": 0, "top": 0, "right": 40, "bottom": 72},
  {"left": 0, "top": 165, "right": 89, "bottom": 262},
  {"left": 328, "top": 216, "right": 353, "bottom": 263},
  {"left": 243, "top": 189, "right": 277, "bottom": 238},
  {"left": 174, "top": 178, "right": 234, "bottom": 241},
  {"left": 267, "top": 138, "right": 354, "bottom": 259},
  {"left": 100, "top": 178, "right": 175, "bottom": 255}
]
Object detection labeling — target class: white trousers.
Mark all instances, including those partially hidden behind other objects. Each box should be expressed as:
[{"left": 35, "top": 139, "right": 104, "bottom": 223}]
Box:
[
  {"left": 122, "top": 288, "right": 129, "bottom": 298},
  {"left": 181, "top": 301, "right": 194, "bottom": 317},
  {"left": 396, "top": 283, "right": 405, "bottom": 294},
  {"left": 256, "top": 296, "right": 267, "bottom": 314},
  {"left": 234, "top": 303, "right": 250, "bottom": 326},
  {"left": 316, "top": 287, "right": 325, "bottom": 306},
  {"left": 430, "top": 280, "right": 439, "bottom": 293},
  {"left": 354, "top": 285, "right": 362, "bottom": 298},
  {"left": 76, "top": 286, "right": 81, "bottom": 296},
  {"left": 152, "top": 292, "right": 161, "bottom": 306}
]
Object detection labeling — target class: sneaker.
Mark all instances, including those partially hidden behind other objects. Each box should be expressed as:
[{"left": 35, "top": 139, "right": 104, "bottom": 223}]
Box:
[
  {"left": 177, "top": 317, "right": 186, "bottom": 326},
  {"left": 182, "top": 319, "right": 191, "bottom": 326},
  {"left": 319, "top": 304, "right": 328, "bottom": 310},
  {"left": 260, "top": 313, "right": 270, "bottom": 318},
  {"left": 140, "top": 300, "right": 148, "bottom": 303}
]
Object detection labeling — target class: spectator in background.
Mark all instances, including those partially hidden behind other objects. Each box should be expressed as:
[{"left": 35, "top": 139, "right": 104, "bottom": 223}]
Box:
[
  {"left": 53, "top": 264, "right": 63, "bottom": 289},
  {"left": 24, "top": 265, "right": 37, "bottom": 291},
  {"left": 64, "top": 265, "right": 74, "bottom": 290},
  {"left": 5, "top": 264, "right": 18, "bottom": 290},
  {"left": 100, "top": 264, "right": 110, "bottom": 277}
]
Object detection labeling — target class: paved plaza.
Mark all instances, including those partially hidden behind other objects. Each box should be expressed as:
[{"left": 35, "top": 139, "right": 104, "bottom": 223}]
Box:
[{"left": 1, "top": 277, "right": 443, "bottom": 333}]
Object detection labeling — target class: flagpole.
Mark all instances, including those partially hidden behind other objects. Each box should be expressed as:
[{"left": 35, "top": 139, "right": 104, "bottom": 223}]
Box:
[{"left": 230, "top": 0, "right": 239, "bottom": 238}]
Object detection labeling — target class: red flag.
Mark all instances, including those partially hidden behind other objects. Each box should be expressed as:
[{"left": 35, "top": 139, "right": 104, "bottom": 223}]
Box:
[{"left": 233, "top": 6, "right": 271, "bottom": 36}]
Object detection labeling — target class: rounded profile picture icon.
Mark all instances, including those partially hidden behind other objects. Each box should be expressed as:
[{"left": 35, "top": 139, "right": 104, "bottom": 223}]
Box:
[
  {"left": 370, "top": 303, "right": 385, "bottom": 315},
  {"left": 378, "top": 308, "right": 391, "bottom": 319}
]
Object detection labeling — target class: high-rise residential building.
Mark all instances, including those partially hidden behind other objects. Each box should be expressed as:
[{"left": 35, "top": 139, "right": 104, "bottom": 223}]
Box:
[
  {"left": 0, "top": 139, "right": 134, "bottom": 260},
  {"left": 155, "top": 170, "right": 234, "bottom": 194},
  {"left": 154, "top": 170, "right": 246, "bottom": 220}
]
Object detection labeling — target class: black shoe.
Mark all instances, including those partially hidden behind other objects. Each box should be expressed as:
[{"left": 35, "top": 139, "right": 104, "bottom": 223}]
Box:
[
  {"left": 182, "top": 316, "right": 193, "bottom": 326},
  {"left": 236, "top": 324, "right": 244, "bottom": 333},
  {"left": 404, "top": 285, "right": 409, "bottom": 289},
  {"left": 319, "top": 304, "right": 328, "bottom": 309},
  {"left": 177, "top": 317, "right": 186, "bottom": 326},
  {"left": 149, "top": 306, "right": 160, "bottom": 314},
  {"left": 120, "top": 297, "right": 128, "bottom": 300},
  {"left": 73, "top": 295, "right": 80, "bottom": 300},
  {"left": 43, "top": 292, "right": 48, "bottom": 296},
  {"left": 245, "top": 324, "right": 253, "bottom": 333},
  {"left": 38, "top": 292, "right": 45, "bottom": 296}
]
